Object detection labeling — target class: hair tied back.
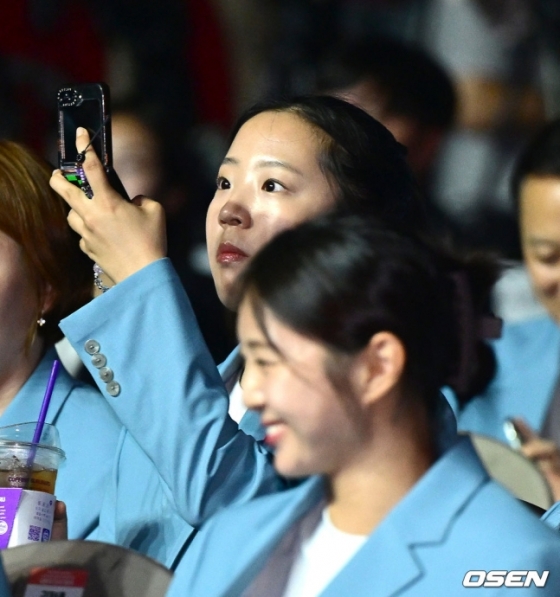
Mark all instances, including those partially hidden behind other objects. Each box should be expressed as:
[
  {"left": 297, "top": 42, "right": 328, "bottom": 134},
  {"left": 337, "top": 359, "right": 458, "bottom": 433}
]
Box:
[{"left": 447, "top": 271, "right": 502, "bottom": 397}]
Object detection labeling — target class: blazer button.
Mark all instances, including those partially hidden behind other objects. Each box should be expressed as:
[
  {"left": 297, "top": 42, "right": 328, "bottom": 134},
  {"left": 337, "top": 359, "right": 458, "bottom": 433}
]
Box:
[
  {"left": 84, "top": 339, "right": 101, "bottom": 355},
  {"left": 91, "top": 353, "right": 107, "bottom": 368},
  {"left": 106, "top": 381, "right": 121, "bottom": 397},
  {"left": 98, "top": 367, "right": 114, "bottom": 383}
]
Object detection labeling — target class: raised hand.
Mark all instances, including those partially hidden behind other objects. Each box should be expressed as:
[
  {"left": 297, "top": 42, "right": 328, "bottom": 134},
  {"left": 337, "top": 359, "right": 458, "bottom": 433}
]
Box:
[{"left": 50, "top": 127, "right": 167, "bottom": 284}]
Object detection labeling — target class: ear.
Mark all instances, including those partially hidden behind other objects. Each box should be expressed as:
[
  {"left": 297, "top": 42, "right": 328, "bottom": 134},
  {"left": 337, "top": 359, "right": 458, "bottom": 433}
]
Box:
[
  {"left": 354, "top": 331, "right": 406, "bottom": 406},
  {"left": 40, "top": 283, "right": 56, "bottom": 315}
]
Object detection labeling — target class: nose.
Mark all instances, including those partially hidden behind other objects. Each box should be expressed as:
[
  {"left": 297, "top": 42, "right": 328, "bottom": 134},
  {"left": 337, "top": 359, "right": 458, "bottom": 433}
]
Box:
[
  {"left": 218, "top": 200, "right": 251, "bottom": 229},
  {"left": 240, "top": 365, "right": 266, "bottom": 412}
]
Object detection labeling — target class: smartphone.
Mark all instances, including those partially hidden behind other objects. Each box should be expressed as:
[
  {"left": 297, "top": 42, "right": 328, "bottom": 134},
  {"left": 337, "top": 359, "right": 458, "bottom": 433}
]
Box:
[
  {"left": 503, "top": 418, "right": 526, "bottom": 450},
  {"left": 57, "top": 82, "right": 129, "bottom": 199}
]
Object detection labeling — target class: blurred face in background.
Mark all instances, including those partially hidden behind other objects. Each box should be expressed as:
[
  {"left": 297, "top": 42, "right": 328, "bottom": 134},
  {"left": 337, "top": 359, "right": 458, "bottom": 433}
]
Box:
[
  {"left": 333, "top": 80, "right": 440, "bottom": 181},
  {"left": 520, "top": 175, "right": 560, "bottom": 323},
  {"left": 206, "top": 110, "right": 337, "bottom": 310},
  {"left": 112, "top": 113, "right": 162, "bottom": 199}
]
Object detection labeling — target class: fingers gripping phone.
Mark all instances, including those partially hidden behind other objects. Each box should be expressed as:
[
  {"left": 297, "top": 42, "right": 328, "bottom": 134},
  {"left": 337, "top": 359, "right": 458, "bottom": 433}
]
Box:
[
  {"left": 57, "top": 82, "right": 129, "bottom": 200},
  {"left": 503, "top": 418, "right": 528, "bottom": 450}
]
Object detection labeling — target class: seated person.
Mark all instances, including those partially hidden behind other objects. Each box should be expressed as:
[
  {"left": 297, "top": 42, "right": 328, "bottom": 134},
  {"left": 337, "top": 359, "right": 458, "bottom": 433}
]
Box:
[
  {"left": 168, "top": 213, "right": 560, "bottom": 596},
  {"left": 49, "top": 96, "right": 426, "bottom": 567},
  {"left": 0, "top": 140, "right": 121, "bottom": 538},
  {"left": 455, "top": 119, "right": 560, "bottom": 500}
]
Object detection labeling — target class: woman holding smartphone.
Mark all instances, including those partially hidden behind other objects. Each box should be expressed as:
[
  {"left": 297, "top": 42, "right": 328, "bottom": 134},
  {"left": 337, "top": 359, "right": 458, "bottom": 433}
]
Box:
[
  {"left": 168, "top": 214, "right": 560, "bottom": 596},
  {"left": 51, "top": 96, "right": 439, "bottom": 566}
]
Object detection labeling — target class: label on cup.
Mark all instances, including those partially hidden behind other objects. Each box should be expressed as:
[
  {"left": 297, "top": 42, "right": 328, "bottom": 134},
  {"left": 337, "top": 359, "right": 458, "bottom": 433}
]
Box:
[
  {"left": 23, "top": 568, "right": 89, "bottom": 597},
  {"left": 0, "top": 488, "right": 55, "bottom": 548}
]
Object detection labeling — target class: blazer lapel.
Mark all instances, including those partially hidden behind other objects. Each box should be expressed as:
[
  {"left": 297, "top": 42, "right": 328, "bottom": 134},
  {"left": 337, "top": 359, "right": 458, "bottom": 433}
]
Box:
[
  {"left": 218, "top": 347, "right": 266, "bottom": 440},
  {"left": 322, "top": 437, "right": 488, "bottom": 597},
  {"left": 218, "top": 346, "right": 242, "bottom": 390},
  {"left": 223, "top": 478, "right": 326, "bottom": 595}
]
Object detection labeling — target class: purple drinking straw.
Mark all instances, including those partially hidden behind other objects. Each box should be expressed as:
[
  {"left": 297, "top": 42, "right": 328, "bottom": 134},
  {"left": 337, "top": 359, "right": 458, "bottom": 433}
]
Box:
[
  {"left": 26, "top": 359, "right": 61, "bottom": 475},
  {"left": 32, "top": 359, "right": 61, "bottom": 444}
]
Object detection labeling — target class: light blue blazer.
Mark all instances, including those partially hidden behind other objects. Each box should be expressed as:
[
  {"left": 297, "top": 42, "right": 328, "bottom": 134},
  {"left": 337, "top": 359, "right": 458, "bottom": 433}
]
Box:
[
  {"left": 449, "top": 316, "right": 560, "bottom": 443},
  {"left": 60, "top": 259, "right": 281, "bottom": 567},
  {"left": 168, "top": 435, "right": 560, "bottom": 596},
  {"left": 0, "top": 348, "right": 122, "bottom": 539}
]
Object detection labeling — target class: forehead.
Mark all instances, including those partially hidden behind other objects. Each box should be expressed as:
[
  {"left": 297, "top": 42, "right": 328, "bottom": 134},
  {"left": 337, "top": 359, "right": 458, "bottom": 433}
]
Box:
[
  {"left": 520, "top": 176, "right": 560, "bottom": 228},
  {"left": 237, "top": 297, "right": 328, "bottom": 362},
  {"left": 229, "top": 111, "right": 324, "bottom": 161},
  {"left": 237, "top": 298, "right": 263, "bottom": 339}
]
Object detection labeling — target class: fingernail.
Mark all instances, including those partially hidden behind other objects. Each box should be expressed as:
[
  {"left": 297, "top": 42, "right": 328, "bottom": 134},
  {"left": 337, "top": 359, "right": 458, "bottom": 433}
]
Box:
[
  {"left": 76, "top": 127, "right": 86, "bottom": 137},
  {"left": 52, "top": 169, "right": 60, "bottom": 175}
]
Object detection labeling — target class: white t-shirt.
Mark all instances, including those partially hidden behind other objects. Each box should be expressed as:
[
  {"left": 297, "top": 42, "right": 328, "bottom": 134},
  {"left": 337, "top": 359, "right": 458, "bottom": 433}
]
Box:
[
  {"left": 282, "top": 508, "right": 367, "bottom": 597},
  {"left": 228, "top": 378, "right": 247, "bottom": 423}
]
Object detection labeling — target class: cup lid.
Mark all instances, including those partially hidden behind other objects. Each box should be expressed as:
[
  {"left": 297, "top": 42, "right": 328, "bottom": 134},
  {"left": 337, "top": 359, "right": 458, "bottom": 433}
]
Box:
[{"left": 0, "top": 422, "right": 65, "bottom": 460}]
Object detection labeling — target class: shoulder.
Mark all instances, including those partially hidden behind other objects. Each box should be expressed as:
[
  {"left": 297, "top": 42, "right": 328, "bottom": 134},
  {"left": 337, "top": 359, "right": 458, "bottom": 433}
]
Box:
[
  {"left": 462, "top": 479, "right": 560, "bottom": 547},
  {"left": 495, "top": 316, "right": 560, "bottom": 354}
]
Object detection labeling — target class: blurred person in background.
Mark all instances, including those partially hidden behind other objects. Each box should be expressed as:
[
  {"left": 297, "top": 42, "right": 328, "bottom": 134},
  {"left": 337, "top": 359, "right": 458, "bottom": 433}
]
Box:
[
  {"left": 421, "top": 0, "right": 546, "bottom": 261},
  {"left": 0, "top": 140, "right": 121, "bottom": 539},
  {"left": 316, "top": 37, "right": 456, "bottom": 191},
  {"left": 314, "top": 36, "right": 457, "bottom": 238},
  {"left": 455, "top": 119, "right": 560, "bottom": 501}
]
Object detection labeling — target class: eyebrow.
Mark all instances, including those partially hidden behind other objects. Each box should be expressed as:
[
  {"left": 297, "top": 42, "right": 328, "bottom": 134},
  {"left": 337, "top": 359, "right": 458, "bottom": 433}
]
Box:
[
  {"left": 243, "top": 340, "right": 273, "bottom": 350},
  {"left": 221, "top": 156, "right": 304, "bottom": 176},
  {"left": 527, "top": 238, "right": 560, "bottom": 248}
]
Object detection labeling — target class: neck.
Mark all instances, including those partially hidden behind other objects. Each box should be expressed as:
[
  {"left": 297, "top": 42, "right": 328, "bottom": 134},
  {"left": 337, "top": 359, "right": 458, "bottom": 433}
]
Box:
[
  {"left": 327, "top": 400, "right": 436, "bottom": 536},
  {"left": 0, "top": 339, "right": 45, "bottom": 417}
]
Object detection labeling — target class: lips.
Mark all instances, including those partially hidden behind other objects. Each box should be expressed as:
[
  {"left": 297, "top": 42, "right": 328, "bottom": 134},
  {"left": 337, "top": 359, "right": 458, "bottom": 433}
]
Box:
[
  {"left": 263, "top": 422, "right": 286, "bottom": 447},
  {"left": 216, "top": 242, "right": 249, "bottom": 264}
]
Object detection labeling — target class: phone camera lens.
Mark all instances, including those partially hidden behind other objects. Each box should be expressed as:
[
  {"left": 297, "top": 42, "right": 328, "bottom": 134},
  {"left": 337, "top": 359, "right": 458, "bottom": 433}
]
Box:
[{"left": 59, "top": 89, "right": 77, "bottom": 106}]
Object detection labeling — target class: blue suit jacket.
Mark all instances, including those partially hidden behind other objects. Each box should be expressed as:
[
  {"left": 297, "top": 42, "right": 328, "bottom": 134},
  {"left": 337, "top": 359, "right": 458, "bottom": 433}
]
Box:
[
  {"left": 0, "top": 348, "right": 122, "bottom": 539},
  {"left": 60, "top": 259, "right": 280, "bottom": 567},
  {"left": 168, "top": 436, "right": 560, "bottom": 596},
  {"left": 449, "top": 316, "right": 560, "bottom": 443}
]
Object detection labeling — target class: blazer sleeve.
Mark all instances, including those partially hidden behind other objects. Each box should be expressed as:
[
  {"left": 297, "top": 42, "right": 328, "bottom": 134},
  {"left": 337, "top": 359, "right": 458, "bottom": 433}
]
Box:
[{"left": 60, "top": 259, "right": 281, "bottom": 527}]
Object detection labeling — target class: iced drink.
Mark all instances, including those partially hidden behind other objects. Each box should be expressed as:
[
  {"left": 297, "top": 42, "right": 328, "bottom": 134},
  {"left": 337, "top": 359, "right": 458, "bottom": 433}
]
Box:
[{"left": 0, "top": 422, "right": 65, "bottom": 547}]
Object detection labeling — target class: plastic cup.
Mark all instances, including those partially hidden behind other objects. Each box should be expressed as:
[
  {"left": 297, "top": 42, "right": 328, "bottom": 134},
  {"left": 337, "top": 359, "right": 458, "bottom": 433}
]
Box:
[
  {"left": 0, "top": 423, "right": 65, "bottom": 495},
  {"left": 0, "top": 423, "right": 65, "bottom": 548}
]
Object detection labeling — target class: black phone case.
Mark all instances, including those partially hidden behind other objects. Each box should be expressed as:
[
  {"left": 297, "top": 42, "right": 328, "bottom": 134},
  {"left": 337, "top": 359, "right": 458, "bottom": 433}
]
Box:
[{"left": 57, "top": 82, "right": 130, "bottom": 200}]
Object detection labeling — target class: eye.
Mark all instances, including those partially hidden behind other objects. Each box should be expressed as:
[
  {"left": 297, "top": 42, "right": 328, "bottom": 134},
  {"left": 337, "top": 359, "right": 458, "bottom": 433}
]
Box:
[
  {"left": 255, "top": 358, "right": 276, "bottom": 367},
  {"left": 532, "top": 250, "right": 560, "bottom": 266},
  {"left": 216, "top": 176, "right": 231, "bottom": 190},
  {"left": 262, "top": 179, "right": 285, "bottom": 193}
]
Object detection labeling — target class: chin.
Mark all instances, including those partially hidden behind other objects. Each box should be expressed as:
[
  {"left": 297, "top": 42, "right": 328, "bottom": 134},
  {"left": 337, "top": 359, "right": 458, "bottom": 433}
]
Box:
[
  {"left": 273, "top": 455, "right": 316, "bottom": 480},
  {"left": 219, "top": 280, "right": 245, "bottom": 312}
]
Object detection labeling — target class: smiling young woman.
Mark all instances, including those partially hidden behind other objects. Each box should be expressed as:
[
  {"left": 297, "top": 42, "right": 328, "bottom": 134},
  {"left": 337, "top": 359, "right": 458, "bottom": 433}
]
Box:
[{"left": 167, "top": 214, "right": 560, "bottom": 597}]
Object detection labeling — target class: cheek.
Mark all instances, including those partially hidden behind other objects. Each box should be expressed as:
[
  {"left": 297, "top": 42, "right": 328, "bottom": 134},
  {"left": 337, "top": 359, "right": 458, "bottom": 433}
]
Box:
[
  {"left": 206, "top": 196, "right": 221, "bottom": 245},
  {"left": 525, "top": 260, "right": 560, "bottom": 295}
]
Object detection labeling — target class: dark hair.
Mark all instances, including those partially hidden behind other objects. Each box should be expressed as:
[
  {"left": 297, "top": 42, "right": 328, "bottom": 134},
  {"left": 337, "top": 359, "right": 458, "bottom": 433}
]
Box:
[
  {"left": 0, "top": 140, "right": 92, "bottom": 346},
  {"left": 240, "top": 214, "right": 499, "bottom": 412},
  {"left": 315, "top": 37, "right": 456, "bottom": 131},
  {"left": 511, "top": 118, "right": 560, "bottom": 217},
  {"left": 228, "top": 95, "right": 426, "bottom": 234}
]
